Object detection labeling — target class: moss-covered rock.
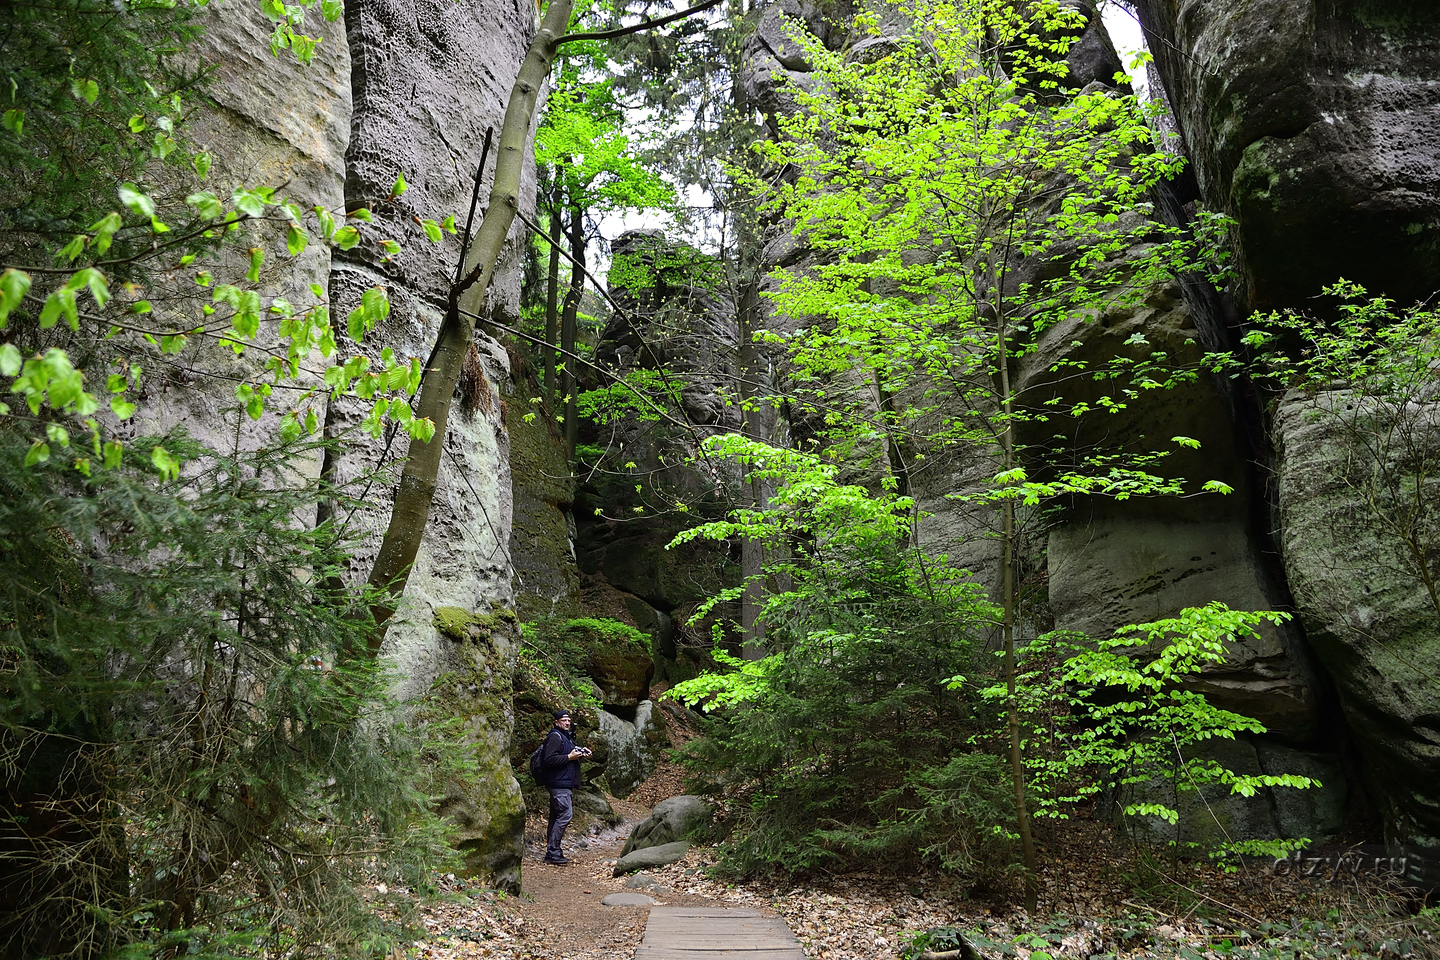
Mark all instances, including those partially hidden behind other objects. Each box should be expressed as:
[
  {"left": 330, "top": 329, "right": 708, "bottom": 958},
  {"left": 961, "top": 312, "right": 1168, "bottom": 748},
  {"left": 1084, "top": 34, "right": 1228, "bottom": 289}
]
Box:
[
  {"left": 1132, "top": 0, "right": 1440, "bottom": 311},
  {"left": 1275, "top": 392, "right": 1440, "bottom": 881},
  {"left": 526, "top": 617, "right": 655, "bottom": 708},
  {"left": 504, "top": 372, "right": 583, "bottom": 623},
  {"left": 419, "top": 607, "right": 525, "bottom": 892}
]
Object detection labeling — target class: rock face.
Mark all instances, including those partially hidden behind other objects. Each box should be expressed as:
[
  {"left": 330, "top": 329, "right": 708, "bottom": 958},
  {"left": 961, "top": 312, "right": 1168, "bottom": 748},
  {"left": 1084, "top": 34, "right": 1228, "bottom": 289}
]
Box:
[
  {"left": 596, "top": 701, "right": 669, "bottom": 798},
  {"left": 507, "top": 381, "right": 583, "bottom": 622},
  {"left": 1275, "top": 393, "right": 1440, "bottom": 878},
  {"left": 1022, "top": 284, "right": 1321, "bottom": 740},
  {"left": 1133, "top": 0, "right": 1440, "bottom": 878},
  {"left": 427, "top": 609, "right": 527, "bottom": 891},
  {"left": 1132, "top": 1, "right": 1440, "bottom": 311},
  {"left": 139, "top": 0, "right": 350, "bottom": 467},
  {"left": 175, "top": 0, "right": 538, "bottom": 892},
  {"left": 1123, "top": 736, "right": 1345, "bottom": 848},
  {"left": 325, "top": 0, "right": 534, "bottom": 672},
  {"left": 572, "top": 231, "right": 743, "bottom": 669}
]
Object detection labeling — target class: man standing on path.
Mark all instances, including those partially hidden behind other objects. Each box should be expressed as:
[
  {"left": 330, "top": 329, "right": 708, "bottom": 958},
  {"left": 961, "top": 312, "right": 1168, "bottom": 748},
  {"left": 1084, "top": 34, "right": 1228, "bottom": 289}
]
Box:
[{"left": 542, "top": 709, "right": 589, "bottom": 865}]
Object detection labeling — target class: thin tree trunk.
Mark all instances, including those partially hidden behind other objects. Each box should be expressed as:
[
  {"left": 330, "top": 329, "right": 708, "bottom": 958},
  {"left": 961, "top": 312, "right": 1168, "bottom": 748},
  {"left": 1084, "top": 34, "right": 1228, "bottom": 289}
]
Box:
[
  {"left": 364, "top": 0, "right": 575, "bottom": 644},
  {"left": 737, "top": 273, "right": 767, "bottom": 659},
  {"left": 544, "top": 190, "right": 561, "bottom": 404},
  {"left": 996, "top": 302, "right": 1039, "bottom": 913},
  {"left": 560, "top": 200, "right": 583, "bottom": 460}
]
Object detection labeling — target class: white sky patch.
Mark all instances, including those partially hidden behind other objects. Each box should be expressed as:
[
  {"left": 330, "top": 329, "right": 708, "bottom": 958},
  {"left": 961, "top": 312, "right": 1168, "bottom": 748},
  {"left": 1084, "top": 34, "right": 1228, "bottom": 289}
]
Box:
[{"left": 1100, "top": 1, "right": 1149, "bottom": 100}]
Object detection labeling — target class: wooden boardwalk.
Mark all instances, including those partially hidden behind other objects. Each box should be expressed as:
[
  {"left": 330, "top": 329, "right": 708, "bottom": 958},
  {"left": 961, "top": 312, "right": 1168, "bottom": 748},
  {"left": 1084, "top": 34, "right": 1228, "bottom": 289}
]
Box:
[{"left": 635, "top": 906, "right": 806, "bottom": 959}]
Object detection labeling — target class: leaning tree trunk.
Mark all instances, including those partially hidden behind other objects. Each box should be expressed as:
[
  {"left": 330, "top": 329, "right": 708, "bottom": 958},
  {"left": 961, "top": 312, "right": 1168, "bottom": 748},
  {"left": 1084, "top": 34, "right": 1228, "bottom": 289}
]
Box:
[{"left": 363, "top": 0, "right": 575, "bottom": 644}]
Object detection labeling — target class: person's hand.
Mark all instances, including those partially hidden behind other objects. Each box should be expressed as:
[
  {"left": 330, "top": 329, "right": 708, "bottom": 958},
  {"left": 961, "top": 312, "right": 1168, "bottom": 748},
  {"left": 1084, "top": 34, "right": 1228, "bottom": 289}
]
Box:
[{"left": 568, "top": 748, "right": 584, "bottom": 760}]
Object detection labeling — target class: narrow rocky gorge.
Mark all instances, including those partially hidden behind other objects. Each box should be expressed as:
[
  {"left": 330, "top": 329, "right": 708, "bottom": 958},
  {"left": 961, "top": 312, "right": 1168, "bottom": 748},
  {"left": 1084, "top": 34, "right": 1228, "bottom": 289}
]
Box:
[{"left": 169, "top": 0, "right": 1440, "bottom": 893}]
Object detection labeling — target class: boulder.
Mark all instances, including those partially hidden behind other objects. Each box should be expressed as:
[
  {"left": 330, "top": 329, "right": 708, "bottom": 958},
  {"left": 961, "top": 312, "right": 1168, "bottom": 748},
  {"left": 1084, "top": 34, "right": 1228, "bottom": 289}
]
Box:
[
  {"left": 573, "top": 785, "right": 616, "bottom": 819},
  {"left": 602, "top": 892, "right": 657, "bottom": 906},
  {"left": 753, "top": 3, "right": 814, "bottom": 72},
  {"left": 613, "top": 841, "right": 692, "bottom": 876},
  {"left": 570, "top": 619, "right": 656, "bottom": 707},
  {"left": 597, "top": 701, "right": 670, "bottom": 798},
  {"left": 622, "top": 796, "right": 715, "bottom": 857}
]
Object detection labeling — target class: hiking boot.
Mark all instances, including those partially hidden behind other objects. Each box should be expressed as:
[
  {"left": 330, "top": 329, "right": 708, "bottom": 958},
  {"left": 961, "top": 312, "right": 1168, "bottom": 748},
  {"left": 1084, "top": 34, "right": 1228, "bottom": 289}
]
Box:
[{"left": 544, "top": 855, "right": 572, "bottom": 865}]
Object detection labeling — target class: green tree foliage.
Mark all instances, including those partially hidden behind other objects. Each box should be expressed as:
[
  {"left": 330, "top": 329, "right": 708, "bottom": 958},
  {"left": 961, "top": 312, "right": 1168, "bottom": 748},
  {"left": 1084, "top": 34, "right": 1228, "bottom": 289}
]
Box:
[
  {"left": 727, "top": 0, "right": 1225, "bottom": 904},
  {"left": 666, "top": 436, "right": 1016, "bottom": 884},
  {"left": 755, "top": 0, "right": 1208, "bottom": 479},
  {"left": 599, "top": 0, "right": 760, "bottom": 238},
  {"left": 529, "top": 28, "right": 680, "bottom": 450},
  {"left": 0, "top": 430, "right": 457, "bottom": 958},
  {"left": 0, "top": 0, "right": 203, "bottom": 262},
  {"left": 536, "top": 52, "right": 677, "bottom": 221},
  {"left": 0, "top": 0, "right": 436, "bottom": 481},
  {"left": 1003, "top": 604, "right": 1314, "bottom": 863}
]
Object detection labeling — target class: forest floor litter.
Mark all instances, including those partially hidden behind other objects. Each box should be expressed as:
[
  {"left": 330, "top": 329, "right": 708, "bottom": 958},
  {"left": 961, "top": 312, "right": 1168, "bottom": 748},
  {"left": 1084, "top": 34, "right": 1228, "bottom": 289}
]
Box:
[{"left": 388, "top": 760, "right": 1436, "bottom": 960}]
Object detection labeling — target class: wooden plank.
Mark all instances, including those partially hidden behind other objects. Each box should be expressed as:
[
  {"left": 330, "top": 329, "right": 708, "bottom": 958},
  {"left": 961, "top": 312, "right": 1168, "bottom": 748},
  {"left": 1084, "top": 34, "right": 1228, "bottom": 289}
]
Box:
[
  {"left": 636, "top": 949, "right": 806, "bottom": 955},
  {"left": 639, "top": 944, "right": 800, "bottom": 949},
  {"left": 638, "top": 906, "right": 806, "bottom": 959}
]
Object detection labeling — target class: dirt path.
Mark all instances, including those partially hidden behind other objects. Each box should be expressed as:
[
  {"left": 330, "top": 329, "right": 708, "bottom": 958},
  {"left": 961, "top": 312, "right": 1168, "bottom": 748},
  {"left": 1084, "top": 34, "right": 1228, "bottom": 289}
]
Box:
[
  {"left": 508, "top": 799, "right": 727, "bottom": 960},
  {"left": 409, "top": 788, "right": 757, "bottom": 960}
]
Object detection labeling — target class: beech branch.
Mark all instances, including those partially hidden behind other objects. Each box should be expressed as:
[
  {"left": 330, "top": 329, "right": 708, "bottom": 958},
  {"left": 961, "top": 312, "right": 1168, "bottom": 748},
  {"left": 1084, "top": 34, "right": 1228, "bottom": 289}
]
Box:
[{"left": 558, "top": 0, "right": 722, "bottom": 45}]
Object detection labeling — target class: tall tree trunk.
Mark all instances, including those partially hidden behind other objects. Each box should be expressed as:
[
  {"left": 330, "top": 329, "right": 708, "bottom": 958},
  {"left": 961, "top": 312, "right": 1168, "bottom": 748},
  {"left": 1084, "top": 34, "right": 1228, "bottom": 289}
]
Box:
[
  {"left": 364, "top": 0, "right": 575, "bottom": 644},
  {"left": 560, "top": 200, "right": 583, "bottom": 460},
  {"left": 544, "top": 189, "right": 561, "bottom": 404},
  {"left": 736, "top": 273, "right": 768, "bottom": 659},
  {"left": 995, "top": 298, "right": 1039, "bottom": 913}
]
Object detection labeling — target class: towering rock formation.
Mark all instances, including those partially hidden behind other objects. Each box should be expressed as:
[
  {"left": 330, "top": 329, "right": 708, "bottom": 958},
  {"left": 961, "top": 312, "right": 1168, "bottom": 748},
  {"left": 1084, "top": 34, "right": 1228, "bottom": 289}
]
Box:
[
  {"left": 176, "top": 0, "right": 538, "bottom": 889},
  {"left": 1133, "top": 0, "right": 1440, "bottom": 880},
  {"left": 1132, "top": 1, "right": 1440, "bottom": 313}
]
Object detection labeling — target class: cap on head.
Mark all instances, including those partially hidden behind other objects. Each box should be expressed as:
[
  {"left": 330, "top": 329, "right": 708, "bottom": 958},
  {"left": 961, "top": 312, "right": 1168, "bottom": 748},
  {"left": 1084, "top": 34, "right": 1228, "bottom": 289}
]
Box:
[{"left": 553, "top": 709, "right": 572, "bottom": 721}]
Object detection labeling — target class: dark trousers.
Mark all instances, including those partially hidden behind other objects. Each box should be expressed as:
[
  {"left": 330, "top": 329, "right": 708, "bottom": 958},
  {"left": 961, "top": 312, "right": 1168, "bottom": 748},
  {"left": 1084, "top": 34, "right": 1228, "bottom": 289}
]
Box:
[{"left": 545, "top": 787, "right": 573, "bottom": 861}]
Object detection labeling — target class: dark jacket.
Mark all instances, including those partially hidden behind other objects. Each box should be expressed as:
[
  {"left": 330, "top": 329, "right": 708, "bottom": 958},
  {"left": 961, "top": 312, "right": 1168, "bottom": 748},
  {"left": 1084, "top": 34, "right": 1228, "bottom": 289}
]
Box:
[{"left": 541, "top": 726, "right": 581, "bottom": 789}]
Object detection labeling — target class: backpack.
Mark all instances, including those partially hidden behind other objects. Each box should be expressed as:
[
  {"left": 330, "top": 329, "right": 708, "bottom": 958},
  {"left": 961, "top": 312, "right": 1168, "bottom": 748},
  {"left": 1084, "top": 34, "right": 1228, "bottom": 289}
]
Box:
[{"left": 528, "top": 741, "right": 550, "bottom": 785}]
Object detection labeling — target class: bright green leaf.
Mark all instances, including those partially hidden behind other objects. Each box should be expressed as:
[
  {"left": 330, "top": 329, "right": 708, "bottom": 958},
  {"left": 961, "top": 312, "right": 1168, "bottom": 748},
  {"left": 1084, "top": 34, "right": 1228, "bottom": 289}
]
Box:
[
  {"left": 0, "top": 268, "right": 32, "bottom": 329},
  {"left": 287, "top": 225, "right": 308, "bottom": 256},
  {"left": 0, "top": 343, "right": 21, "bottom": 376},
  {"left": 118, "top": 183, "right": 155, "bottom": 219}
]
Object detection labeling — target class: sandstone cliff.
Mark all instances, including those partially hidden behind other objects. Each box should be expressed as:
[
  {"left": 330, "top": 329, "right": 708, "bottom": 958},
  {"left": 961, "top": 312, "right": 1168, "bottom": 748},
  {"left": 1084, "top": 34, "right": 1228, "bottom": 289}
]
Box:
[{"left": 176, "top": 0, "right": 538, "bottom": 889}]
